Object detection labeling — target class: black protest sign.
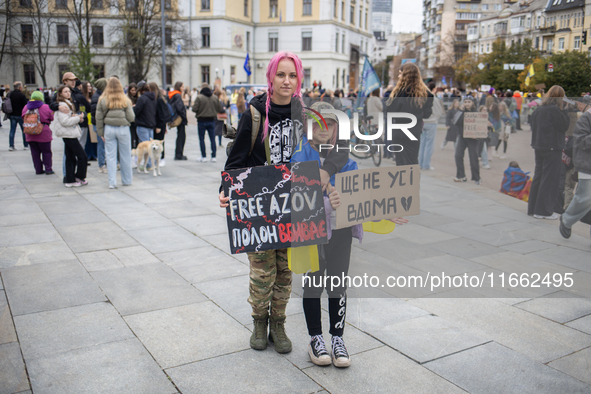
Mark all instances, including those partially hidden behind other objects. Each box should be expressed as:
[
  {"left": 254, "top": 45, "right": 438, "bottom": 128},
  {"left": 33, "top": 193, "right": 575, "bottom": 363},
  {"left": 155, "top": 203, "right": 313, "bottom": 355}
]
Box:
[
  {"left": 334, "top": 165, "right": 420, "bottom": 229},
  {"left": 221, "top": 161, "right": 327, "bottom": 254}
]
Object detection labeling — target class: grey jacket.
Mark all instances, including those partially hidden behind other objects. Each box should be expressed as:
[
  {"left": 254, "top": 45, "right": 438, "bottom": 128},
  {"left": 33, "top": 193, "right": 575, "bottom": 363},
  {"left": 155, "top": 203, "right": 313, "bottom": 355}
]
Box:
[
  {"left": 572, "top": 111, "right": 591, "bottom": 175},
  {"left": 95, "top": 98, "right": 135, "bottom": 137}
]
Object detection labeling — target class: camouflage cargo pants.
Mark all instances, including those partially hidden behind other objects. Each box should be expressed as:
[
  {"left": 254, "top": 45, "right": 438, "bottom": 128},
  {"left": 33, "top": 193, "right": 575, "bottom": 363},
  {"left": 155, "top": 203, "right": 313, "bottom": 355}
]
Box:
[{"left": 247, "top": 248, "right": 292, "bottom": 319}]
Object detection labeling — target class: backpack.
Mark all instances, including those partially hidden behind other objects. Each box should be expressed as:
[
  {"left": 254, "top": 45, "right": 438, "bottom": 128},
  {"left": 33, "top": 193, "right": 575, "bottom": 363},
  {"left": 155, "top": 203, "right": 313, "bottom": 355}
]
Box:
[
  {"left": 23, "top": 108, "right": 44, "bottom": 135},
  {"left": 223, "top": 105, "right": 264, "bottom": 157},
  {"left": 167, "top": 96, "right": 181, "bottom": 128},
  {"left": 167, "top": 102, "right": 176, "bottom": 123},
  {"left": 1, "top": 93, "right": 12, "bottom": 114}
]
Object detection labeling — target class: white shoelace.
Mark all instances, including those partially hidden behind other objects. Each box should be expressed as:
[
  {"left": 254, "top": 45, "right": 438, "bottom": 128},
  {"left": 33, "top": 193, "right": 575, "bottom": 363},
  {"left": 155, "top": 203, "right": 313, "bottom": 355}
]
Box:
[
  {"left": 312, "top": 335, "right": 328, "bottom": 355},
  {"left": 332, "top": 336, "right": 349, "bottom": 358}
]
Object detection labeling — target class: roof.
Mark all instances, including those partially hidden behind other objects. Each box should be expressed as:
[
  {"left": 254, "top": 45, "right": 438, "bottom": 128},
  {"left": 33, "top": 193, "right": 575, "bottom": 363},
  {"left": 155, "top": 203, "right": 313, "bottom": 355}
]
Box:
[{"left": 545, "top": 0, "right": 585, "bottom": 13}]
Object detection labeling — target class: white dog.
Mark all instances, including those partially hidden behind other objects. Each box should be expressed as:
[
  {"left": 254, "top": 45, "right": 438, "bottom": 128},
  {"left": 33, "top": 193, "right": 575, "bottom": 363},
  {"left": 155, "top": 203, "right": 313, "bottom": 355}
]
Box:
[{"left": 133, "top": 139, "right": 163, "bottom": 177}]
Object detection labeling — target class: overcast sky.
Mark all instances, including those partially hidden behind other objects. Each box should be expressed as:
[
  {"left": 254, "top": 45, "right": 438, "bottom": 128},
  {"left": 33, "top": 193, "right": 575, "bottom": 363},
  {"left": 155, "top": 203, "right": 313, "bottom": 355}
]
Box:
[{"left": 391, "top": 0, "right": 423, "bottom": 33}]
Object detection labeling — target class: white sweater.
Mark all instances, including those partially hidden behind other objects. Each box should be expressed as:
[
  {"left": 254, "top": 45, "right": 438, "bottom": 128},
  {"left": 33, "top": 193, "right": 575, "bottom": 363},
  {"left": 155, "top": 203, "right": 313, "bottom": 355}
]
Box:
[{"left": 52, "top": 102, "right": 81, "bottom": 139}]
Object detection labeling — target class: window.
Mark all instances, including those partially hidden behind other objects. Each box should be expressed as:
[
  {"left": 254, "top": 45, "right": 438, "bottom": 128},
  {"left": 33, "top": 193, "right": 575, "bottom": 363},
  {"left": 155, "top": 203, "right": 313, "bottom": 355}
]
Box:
[
  {"left": 91, "top": 0, "right": 102, "bottom": 9},
  {"left": 547, "top": 38, "right": 553, "bottom": 52},
  {"left": 303, "top": 0, "right": 311, "bottom": 15},
  {"left": 165, "top": 27, "right": 172, "bottom": 46},
  {"left": 23, "top": 64, "right": 35, "bottom": 85},
  {"left": 458, "top": 3, "right": 466, "bottom": 9},
  {"left": 537, "top": 16, "right": 541, "bottom": 27},
  {"left": 92, "top": 26, "right": 104, "bottom": 46},
  {"left": 58, "top": 64, "right": 68, "bottom": 82},
  {"left": 365, "top": 12, "right": 367, "bottom": 29},
  {"left": 19, "top": 0, "right": 32, "bottom": 7},
  {"left": 341, "top": 1, "right": 344, "bottom": 20},
  {"left": 559, "top": 37, "right": 564, "bottom": 49},
  {"left": 246, "top": 31, "right": 250, "bottom": 52},
  {"left": 336, "top": 68, "right": 339, "bottom": 88},
  {"left": 527, "top": 17, "right": 531, "bottom": 28},
  {"left": 56, "top": 0, "right": 67, "bottom": 9},
  {"left": 201, "top": 0, "right": 209, "bottom": 10},
  {"left": 359, "top": 9, "right": 362, "bottom": 26},
  {"left": 350, "top": 5, "right": 354, "bottom": 24},
  {"left": 303, "top": 68, "right": 311, "bottom": 88},
  {"left": 486, "top": 43, "right": 490, "bottom": 52},
  {"left": 334, "top": 0, "right": 337, "bottom": 17},
  {"left": 166, "top": 65, "right": 172, "bottom": 86},
  {"left": 21, "top": 24, "right": 33, "bottom": 45},
  {"left": 341, "top": 33, "right": 345, "bottom": 53},
  {"left": 268, "top": 31, "right": 278, "bottom": 52},
  {"left": 494, "top": 4, "right": 501, "bottom": 10},
  {"left": 471, "top": 4, "right": 478, "bottom": 10},
  {"left": 482, "top": 4, "right": 488, "bottom": 10},
  {"left": 57, "top": 25, "right": 69, "bottom": 45},
  {"left": 335, "top": 32, "right": 339, "bottom": 52},
  {"left": 230, "top": 65, "right": 236, "bottom": 79},
  {"left": 270, "top": 0, "right": 277, "bottom": 17},
  {"left": 535, "top": 36, "right": 539, "bottom": 48},
  {"left": 201, "top": 26, "right": 210, "bottom": 48},
  {"left": 244, "top": 0, "right": 248, "bottom": 16},
  {"left": 201, "top": 65, "right": 210, "bottom": 84},
  {"left": 575, "top": 36, "right": 580, "bottom": 49},
  {"left": 125, "top": 0, "right": 135, "bottom": 10},
  {"left": 487, "top": 25, "right": 490, "bottom": 35},
  {"left": 302, "top": 31, "right": 312, "bottom": 51},
  {"left": 480, "top": 44, "right": 483, "bottom": 53},
  {"left": 93, "top": 64, "right": 105, "bottom": 79}
]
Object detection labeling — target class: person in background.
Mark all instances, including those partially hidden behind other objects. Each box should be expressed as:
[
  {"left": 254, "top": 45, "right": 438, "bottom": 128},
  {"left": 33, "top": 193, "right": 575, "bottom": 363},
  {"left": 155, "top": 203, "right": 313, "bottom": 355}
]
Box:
[
  {"left": 22, "top": 91, "right": 54, "bottom": 174},
  {"left": 81, "top": 81, "right": 97, "bottom": 161},
  {"left": 168, "top": 81, "right": 188, "bottom": 160},
  {"left": 478, "top": 105, "right": 491, "bottom": 170},
  {"left": 236, "top": 87, "right": 246, "bottom": 120},
  {"left": 96, "top": 77, "right": 135, "bottom": 189},
  {"left": 190, "top": 87, "right": 198, "bottom": 107},
  {"left": 75, "top": 80, "right": 91, "bottom": 162},
  {"left": 384, "top": 63, "right": 433, "bottom": 165},
  {"left": 53, "top": 85, "right": 87, "bottom": 187},
  {"left": 192, "top": 82, "right": 223, "bottom": 162},
  {"left": 8, "top": 81, "right": 29, "bottom": 151},
  {"left": 442, "top": 99, "right": 461, "bottom": 149},
  {"left": 453, "top": 98, "right": 481, "bottom": 185},
  {"left": 91, "top": 78, "right": 108, "bottom": 173},
  {"left": 493, "top": 101, "right": 515, "bottom": 159},
  {"left": 528, "top": 85, "right": 570, "bottom": 219},
  {"left": 150, "top": 82, "right": 169, "bottom": 167},
  {"left": 182, "top": 87, "right": 191, "bottom": 109},
  {"left": 514, "top": 91, "right": 523, "bottom": 130},
  {"left": 419, "top": 82, "right": 445, "bottom": 170},
  {"left": 134, "top": 82, "right": 157, "bottom": 169},
  {"left": 127, "top": 82, "right": 139, "bottom": 150},
  {"left": 214, "top": 86, "right": 229, "bottom": 147}
]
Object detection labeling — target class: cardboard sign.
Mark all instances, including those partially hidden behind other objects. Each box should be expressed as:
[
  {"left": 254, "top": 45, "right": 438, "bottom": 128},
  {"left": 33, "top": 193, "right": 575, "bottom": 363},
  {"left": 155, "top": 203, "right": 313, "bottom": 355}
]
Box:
[
  {"left": 334, "top": 166, "right": 420, "bottom": 229},
  {"left": 463, "top": 112, "right": 488, "bottom": 139},
  {"left": 221, "top": 161, "right": 327, "bottom": 254}
]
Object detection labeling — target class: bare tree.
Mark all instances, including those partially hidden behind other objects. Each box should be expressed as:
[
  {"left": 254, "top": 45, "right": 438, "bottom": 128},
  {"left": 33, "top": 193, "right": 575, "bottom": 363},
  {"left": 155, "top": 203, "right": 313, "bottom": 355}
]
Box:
[
  {"left": 63, "top": 0, "right": 96, "bottom": 80},
  {"left": 11, "top": 0, "right": 59, "bottom": 86},
  {"left": 110, "top": 0, "right": 191, "bottom": 83},
  {"left": 0, "top": 0, "right": 11, "bottom": 72}
]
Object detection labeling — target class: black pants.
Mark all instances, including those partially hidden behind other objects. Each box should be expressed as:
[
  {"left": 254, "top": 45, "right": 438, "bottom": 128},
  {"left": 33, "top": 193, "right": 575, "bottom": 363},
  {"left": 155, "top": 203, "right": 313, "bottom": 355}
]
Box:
[
  {"left": 130, "top": 123, "right": 138, "bottom": 149},
  {"left": 455, "top": 137, "right": 480, "bottom": 181},
  {"left": 303, "top": 228, "right": 352, "bottom": 337},
  {"left": 528, "top": 149, "right": 562, "bottom": 216},
  {"left": 63, "top": 137, "right": 87, "bottom": 183},
  {"left": 516, "top": 110, "right": 522, "bottom": 130},
  {"left": 395, "top": 136, "right": 420, "bottom": 166},
  {"left": 154, "top": 127, "right": 165, "bottom": 159},
  {"left": 175, "top": 124, "right": 186, "bottom": 158}
]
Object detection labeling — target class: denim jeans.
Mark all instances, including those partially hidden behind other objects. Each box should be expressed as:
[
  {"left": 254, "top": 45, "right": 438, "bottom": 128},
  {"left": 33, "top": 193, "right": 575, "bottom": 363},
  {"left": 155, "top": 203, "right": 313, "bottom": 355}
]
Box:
[
  {"left": 418, "top": 122, "right": 437, "bottom": 169},
  {"left": 136, "top": 126, "right": 153, "bottom": 167},
  {"left": 105, "top": 125, "right": 132, "bottom": 187},
  {"left": 562, "top": 178, "right": 591, "bottom": 228},
  {"left": 95, "top": 125, "right": 106, "bottom": 167},
  {"left": 198, "top": 120, "right": 216, "bottom": 158},
  {"left": 9, "top": 116, "right": 28, "bottom": 148}
]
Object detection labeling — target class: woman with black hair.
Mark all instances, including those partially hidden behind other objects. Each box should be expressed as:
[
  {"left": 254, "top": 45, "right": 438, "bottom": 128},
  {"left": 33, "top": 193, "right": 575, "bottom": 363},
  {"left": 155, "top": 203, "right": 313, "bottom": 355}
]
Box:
[{"left": 453, "top": 98, "right": 481, "bottom": 185}]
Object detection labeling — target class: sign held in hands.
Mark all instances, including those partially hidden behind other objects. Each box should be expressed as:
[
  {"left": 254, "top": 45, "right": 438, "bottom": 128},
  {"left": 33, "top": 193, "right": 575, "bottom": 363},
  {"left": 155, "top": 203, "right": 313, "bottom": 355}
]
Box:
[
  {"left": 334, "top": 166, "right": 420, "bottom": 229},
  {"left": 463, "top": 112, "right": 489, "bottom": 139}
]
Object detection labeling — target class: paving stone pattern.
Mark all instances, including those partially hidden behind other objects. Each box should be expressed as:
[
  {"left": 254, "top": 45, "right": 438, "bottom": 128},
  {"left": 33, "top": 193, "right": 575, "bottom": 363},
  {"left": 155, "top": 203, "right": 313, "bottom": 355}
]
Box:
[{"left": 0, "top": 128, "right": 590, "bottom": 393}]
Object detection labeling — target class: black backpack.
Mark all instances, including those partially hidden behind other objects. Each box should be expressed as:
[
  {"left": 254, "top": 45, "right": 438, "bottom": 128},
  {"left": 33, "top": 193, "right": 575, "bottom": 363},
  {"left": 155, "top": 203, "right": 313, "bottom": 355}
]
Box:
[{"left": 223, "top": 105, "right": 265, "bottom": 157}]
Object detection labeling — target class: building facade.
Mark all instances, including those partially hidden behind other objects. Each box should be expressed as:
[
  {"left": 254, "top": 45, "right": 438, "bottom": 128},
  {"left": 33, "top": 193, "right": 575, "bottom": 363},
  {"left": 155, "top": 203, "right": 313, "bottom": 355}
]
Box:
[{"left": 0, "top": 0, "right": 373, "bottom": 90}]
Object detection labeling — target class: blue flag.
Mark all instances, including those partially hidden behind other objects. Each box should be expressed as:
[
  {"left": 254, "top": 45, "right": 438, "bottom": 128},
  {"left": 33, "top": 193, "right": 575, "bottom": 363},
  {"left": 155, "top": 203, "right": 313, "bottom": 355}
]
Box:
[
  {"left": 360, "top": 57, "right": 381, "bottom": 97},
  {"left": 244, "top": 53, "right": 251, "bottom": 77}
]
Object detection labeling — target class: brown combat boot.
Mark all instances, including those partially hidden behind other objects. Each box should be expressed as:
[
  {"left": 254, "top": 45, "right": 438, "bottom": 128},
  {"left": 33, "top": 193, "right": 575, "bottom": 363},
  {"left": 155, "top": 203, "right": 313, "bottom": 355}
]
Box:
[
  {"left": 268, "top": 317, "right": 292, "bottom": 353},
  {"left": 250, "top": 316, "right": 268, "bottom": 350}
]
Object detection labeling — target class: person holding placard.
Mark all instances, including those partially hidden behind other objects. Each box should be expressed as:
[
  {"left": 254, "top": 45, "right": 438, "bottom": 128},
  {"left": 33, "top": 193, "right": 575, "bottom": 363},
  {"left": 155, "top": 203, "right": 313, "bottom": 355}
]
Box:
[
  {"left": 219, "top": 52, "right": 348, "bottom": 355},
  {"left": 453, "top": 98, "right": 481, "bottom": 184}
]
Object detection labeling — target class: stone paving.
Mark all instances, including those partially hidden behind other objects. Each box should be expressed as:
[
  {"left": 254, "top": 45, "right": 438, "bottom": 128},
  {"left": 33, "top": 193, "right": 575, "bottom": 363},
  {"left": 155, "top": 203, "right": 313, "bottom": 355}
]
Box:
[{"left": 0, "top": 124, "right": 590, "bottom": 394}]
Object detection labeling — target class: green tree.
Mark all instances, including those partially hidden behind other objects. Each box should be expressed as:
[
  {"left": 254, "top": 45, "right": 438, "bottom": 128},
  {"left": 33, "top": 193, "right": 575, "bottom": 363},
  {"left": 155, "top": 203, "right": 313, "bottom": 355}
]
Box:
[
  {"left": 372, "top": 56, "right": 392, "bottom": 87},
  {"left": 519, "top": 50, "right": 591, "bottom": 96},
  {"left": 69, "top": 41, "right": 96, "bottom": 82}
]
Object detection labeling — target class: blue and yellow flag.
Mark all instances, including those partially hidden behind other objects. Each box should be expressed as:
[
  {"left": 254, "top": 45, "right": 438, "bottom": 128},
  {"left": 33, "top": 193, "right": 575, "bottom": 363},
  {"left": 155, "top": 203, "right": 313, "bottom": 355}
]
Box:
[
  {"left": 360, "top": 57, "right": 381, "bottom": 97},
  {"left": 525, "top": 64, "right": 535, "bottom": 86}
]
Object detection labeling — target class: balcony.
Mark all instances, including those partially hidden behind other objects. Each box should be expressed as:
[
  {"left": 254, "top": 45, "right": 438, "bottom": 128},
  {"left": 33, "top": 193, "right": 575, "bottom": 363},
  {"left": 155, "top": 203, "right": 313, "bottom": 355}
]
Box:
[
  {"left": 467, "top": 32, "right": 479, "bottom": 41},
  {"left": 539, "top": 25, "right": 556, "bottom": 34},
  {"left": 511, "top": 26, "right": 526, "bottom": 34}
]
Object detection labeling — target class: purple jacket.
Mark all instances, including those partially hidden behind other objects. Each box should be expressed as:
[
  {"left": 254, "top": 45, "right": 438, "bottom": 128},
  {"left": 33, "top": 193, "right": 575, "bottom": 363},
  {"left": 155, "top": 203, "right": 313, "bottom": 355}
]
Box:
[{"left": 22, "top": 101, "right": 54, "bottom": 143}]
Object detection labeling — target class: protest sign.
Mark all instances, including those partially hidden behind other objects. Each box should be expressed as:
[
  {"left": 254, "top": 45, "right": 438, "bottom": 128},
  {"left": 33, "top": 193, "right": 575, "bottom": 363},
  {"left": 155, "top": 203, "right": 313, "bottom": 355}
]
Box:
[
  {"left": 334, "top": 165, "right": 420, "bottom": 229},
  {"left": 221, "top": 161, "right": 327, "bottom": 254},
  {"left": 463, "top": 112, "right": 488, "bottom": 139}
]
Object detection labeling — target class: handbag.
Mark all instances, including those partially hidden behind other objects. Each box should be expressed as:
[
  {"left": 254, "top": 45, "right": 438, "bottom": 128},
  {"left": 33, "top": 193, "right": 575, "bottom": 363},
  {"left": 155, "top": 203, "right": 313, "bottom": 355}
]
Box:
[
  {"left": 217, "top": 112, "right": 228, "bottom": 120},
  {"left": 168, "top": 115, "right": 182, "bottom": 129}
]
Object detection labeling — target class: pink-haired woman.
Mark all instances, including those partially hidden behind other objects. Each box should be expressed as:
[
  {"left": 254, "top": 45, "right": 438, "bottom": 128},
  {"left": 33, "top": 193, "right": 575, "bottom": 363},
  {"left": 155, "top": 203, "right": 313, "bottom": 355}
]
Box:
[{"left": 219, "top": 52, "right": 348, "bottom": 354}]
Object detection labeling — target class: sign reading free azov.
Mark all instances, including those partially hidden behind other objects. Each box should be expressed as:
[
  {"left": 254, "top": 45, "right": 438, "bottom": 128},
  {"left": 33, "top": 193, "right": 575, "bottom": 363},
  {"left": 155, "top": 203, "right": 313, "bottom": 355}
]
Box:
[
  {"left": 221, "top": 161, "right": 328, "bottom": 254},
  {"left": 334, "top": 165, "right": 420, "bottom": 229}
]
